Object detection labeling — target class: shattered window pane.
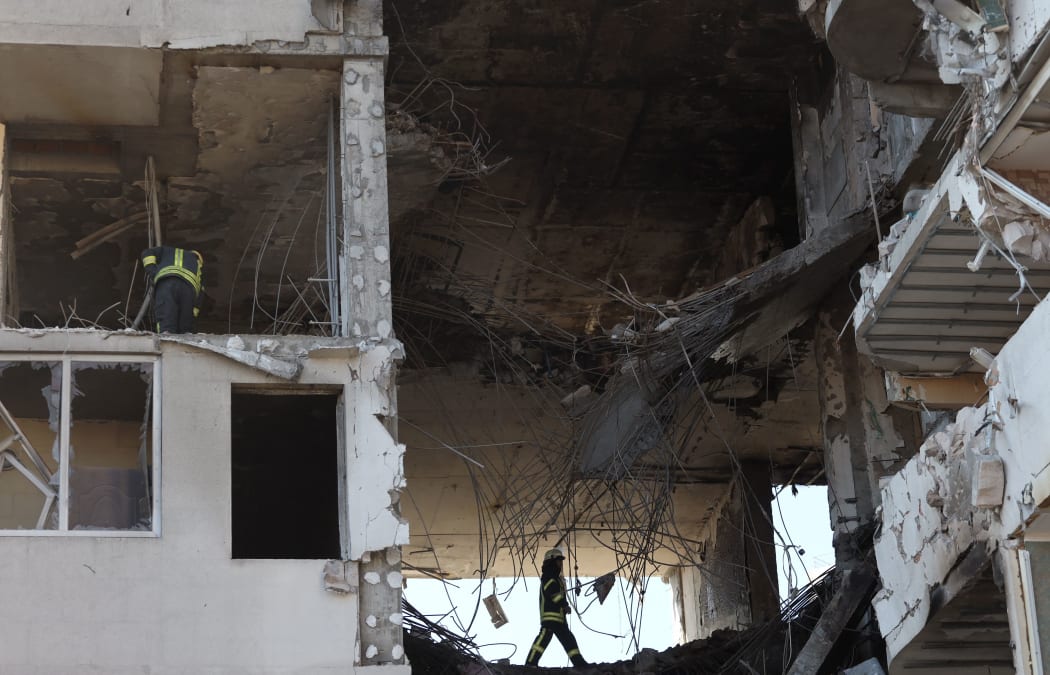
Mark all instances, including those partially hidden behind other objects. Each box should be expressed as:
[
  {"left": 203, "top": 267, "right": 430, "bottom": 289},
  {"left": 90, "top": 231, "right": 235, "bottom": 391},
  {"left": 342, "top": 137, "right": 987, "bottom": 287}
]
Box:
[
  {"left": 69, "top": 362, "right": 154, "bottom": 531},
  {"left": 0, "top": 361, "right": 60, "bottom": 530}
]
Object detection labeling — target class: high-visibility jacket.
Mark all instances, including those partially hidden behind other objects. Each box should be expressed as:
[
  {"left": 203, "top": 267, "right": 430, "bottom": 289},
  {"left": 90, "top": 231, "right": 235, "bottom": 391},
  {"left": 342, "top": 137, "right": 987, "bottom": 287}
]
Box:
[
  {"left": 538, "top": 574, "right": 570, "bottom": 624},
  {"left": 141, "top": 246, "right": 204, "bottom": 317}
]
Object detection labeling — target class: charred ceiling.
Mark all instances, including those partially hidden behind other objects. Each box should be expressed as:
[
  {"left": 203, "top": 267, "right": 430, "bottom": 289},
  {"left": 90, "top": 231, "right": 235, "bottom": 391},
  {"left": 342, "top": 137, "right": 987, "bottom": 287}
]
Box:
[{"left": 384, "top": 0, "right": 822, "bottom": 370}]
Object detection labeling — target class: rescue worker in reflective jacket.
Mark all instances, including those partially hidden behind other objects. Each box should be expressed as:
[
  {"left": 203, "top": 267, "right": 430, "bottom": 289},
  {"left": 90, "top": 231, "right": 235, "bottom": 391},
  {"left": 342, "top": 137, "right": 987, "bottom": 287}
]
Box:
[
  {"left": 525, "top": 548, "right": 588, "bottom": 667},
  {"left": 140, "top": 245, "right": 203, "bottom": 334}
]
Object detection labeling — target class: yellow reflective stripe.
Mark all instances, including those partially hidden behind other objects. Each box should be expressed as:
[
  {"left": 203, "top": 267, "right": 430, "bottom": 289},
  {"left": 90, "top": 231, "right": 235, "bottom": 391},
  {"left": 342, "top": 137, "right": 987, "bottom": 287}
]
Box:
[
  {"left": 175, "top": 248, "right": 183, "bottom": 268},
  {"left": 552, "top": 593, "right": 564, "bottom": 602},
  {"left": 541, "top": 612, "right": 565, "bottom": 622},
  {"left": 567, "top": 650, "right": 581, "bottom": 657},
  {"left": 155, "top": 266, "right": 202, "bottom": 294},
  {"left": 142, "top": 255, "right": 157, "bottom": 266},
  {"left": 528, "top": 629, "right": 547, "bottom": 658},
  {"left": 193, "top": 307, "right": 200, "bottom": 317}
]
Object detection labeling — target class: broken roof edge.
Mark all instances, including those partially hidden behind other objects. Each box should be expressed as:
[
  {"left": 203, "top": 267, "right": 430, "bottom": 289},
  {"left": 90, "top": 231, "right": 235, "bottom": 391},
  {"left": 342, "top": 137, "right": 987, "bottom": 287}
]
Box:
[{"left": 161, "top": 334, "right": 404, "bottom": 380}]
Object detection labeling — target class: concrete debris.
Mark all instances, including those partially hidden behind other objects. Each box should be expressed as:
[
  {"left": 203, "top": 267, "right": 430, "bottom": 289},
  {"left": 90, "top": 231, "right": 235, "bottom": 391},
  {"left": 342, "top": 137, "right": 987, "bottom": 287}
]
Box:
[
  {"left": 786, "top": 562, "right": 877, "bottom": 675},
  {"left": 843, "top": 657, "right": 887, "bottom": 675},
  {"left": 871, "top": 403, "right": 1000, "bottom": 659},
  {"left": 160, "top": 335, "right": 302, "bottom": 380},
  {"left": 971, "top": 455, "right": 1005, "bottom": 507},
  {"left": 323, "top": 560, "right": 355, "bottom": 594},
  {"left": 914, "top": 0, "right": 1010, "bottom": 90},
  {"left": 948, "top": 164, "right": 1050, "bottom": 265}
]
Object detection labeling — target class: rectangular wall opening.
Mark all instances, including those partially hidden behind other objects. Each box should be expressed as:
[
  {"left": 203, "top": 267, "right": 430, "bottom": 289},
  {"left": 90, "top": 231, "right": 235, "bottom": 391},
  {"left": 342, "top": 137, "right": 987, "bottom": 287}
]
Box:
[{"left": 231, "top": 390, "right": 341, "bottom": 559}]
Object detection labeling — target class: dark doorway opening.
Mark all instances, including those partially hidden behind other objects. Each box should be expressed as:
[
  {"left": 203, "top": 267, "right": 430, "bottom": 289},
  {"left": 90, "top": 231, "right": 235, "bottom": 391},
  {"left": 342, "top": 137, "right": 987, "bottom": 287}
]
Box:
[{"left": 231, "top": 390, "right": 341, "bottom": 559}]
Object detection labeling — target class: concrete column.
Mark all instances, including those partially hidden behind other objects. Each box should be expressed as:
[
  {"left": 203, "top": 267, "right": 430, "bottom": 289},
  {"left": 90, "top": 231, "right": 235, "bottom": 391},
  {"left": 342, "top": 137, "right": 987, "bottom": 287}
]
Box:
[
  {"left": 678, "top": 474, "right": 778, "bottom": 640},
  {"left": 816, "top": 288, "right": 906, "bottom": 568},
  {"left": 340, "top": 55, "right": 392, "bottom": 340},
  {"left": 740, "top": 462, "right": 779, "bottom": 624},
  {"left": 339, "top": 5, "right": 403, "bottom": 664}
]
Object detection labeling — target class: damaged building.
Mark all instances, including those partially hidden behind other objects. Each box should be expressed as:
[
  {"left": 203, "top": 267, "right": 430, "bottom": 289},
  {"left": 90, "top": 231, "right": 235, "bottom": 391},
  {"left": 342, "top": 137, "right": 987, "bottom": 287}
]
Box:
[{"left": 1, "top": 0, "right": 1050, "bottom": 673}]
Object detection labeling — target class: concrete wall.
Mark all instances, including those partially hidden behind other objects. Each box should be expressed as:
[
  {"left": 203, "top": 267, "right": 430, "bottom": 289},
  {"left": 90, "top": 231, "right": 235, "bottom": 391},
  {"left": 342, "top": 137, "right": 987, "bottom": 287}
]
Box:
[
  {"left": 675, "top": 486, "right": 745, "bottom": 641},
  {"left": 0, "top": 330, "right": 408, "bottom": 674},
  {"left": 871, "top": 294, "right": 1050, "bottom": 664},
  {"left": 0, "top": 0, "right": 328, "bottom": 50},
  {"left": 1008, "top": 0, "right": 1050, "bottom": 65}
]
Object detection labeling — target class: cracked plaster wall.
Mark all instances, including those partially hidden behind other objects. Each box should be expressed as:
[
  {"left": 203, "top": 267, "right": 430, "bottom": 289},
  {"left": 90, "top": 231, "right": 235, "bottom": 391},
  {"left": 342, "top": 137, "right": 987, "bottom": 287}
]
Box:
[
  {"left": 0, "top": 0, "right": 330, "bottom": 50},
  {"left": 872, "top": 295, "right": 1050, "bottom": 663},
  {"left": 0, "top": 330, "right": 408, "bottom": 674}
]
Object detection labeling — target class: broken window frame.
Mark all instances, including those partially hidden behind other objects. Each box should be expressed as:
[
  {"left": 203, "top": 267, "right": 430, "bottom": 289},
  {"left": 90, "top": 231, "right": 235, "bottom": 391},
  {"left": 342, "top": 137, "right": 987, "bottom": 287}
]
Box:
[{"left": 0, "top": 353, "right": 161, "bottom": 537}]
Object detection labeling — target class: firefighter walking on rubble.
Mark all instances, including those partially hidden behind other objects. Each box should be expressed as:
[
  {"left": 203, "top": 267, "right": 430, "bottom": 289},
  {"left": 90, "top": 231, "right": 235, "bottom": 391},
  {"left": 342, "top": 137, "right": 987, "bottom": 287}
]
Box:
[
  {"left": 140, "top": 245, "right": 203, "bottom": 334},
  {"left": 525, "top": 548, "right": 589, "bottom": 667}
]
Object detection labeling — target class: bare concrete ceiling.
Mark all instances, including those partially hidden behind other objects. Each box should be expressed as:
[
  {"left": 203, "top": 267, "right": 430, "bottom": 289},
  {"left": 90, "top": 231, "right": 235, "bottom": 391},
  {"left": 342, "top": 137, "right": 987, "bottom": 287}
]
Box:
[{"left": 385, "top": 0, "right": 821, "bottom": 353}]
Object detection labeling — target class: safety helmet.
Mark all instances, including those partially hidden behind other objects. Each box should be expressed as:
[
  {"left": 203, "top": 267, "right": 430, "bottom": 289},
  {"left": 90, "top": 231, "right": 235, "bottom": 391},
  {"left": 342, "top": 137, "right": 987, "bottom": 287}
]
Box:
[{"left": 543, "top": 548, "right": 565, "bottom": 563}]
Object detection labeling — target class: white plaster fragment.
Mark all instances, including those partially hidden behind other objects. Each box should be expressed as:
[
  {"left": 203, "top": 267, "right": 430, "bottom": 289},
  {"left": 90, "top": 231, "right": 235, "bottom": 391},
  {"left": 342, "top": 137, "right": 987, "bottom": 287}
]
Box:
[
  {"left": 364, "top": 571, "right": 381, "bottom": 585},
  {"left": 323, "top": 560, "right": 352, "bottom": 594},
  {"left": 369, "top": 102, "right": 384, "bottom": 118},
  {"left": 344, "top": 69, "right": 360, "bottom": 85},
  {"left": 346, "top": 133, "right": 360, "bottom": 146},
  {"left": 392, "top": 645, "right": 404, "bottom": 660},
  {"left": 361, "top": 550, "right": 372, "bottom": 563},
  {"left": 349, "top": 245, "right": 365, "bottom": 260},
  {"left": 365, "top": 645, "right": 378, "bottom": 659},
  {"left": 385, "top": 547, "right": 401, "bottom": 565},
  {"left": 370, "top": 139, "right": 385, "bottom": 157},
  {"left": 387, "top": 571, "right": 403, "bottom": 588},
  {"left": 366, "top": 614, "right": 377, "bottom": 628},
  {"left": 373, "top": 246, "right": 389, "bottom": 263},
  {"left": 226, "top": 335, "right": 246, "bottom": 351},
  {"left": 973, "top": 455, "right": 1005, "bottom": 507},
  {"left": 389, "top": 613, "right": 403, "bottom": 626},
  {"left": 256, "top": 338, "right": 278, "bottom": 354},
  {"left": 377, "top": 320, "right": 392, "bottom": 339},
  {"left": 378, "top": 280, "right": 391, "bottom": 297},
  {"left": 353, "top": 274, "right": 365, "bottom": 290}
]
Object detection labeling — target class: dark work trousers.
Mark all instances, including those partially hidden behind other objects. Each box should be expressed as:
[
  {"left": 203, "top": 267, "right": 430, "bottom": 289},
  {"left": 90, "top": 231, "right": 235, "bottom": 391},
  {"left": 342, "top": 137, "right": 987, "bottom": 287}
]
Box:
[
  {"left": 525, "top": 621, "right": 587, "bottom": 667},
  {"left": 153, "top": 277, "right": 196, "bottom": 333}
]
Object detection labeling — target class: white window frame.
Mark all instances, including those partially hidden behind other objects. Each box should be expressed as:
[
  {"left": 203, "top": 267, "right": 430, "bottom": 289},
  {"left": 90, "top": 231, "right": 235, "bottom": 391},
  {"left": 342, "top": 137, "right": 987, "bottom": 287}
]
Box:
[{"left": 0, "top": 352, "right": 161, "bottom": 537}]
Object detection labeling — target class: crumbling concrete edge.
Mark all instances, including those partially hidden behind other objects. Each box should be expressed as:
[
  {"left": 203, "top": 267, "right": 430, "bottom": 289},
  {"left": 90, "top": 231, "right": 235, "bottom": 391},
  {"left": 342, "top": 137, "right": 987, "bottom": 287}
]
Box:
[{"left": 347, "top": 342, "right": 409, "bottom": 560}]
